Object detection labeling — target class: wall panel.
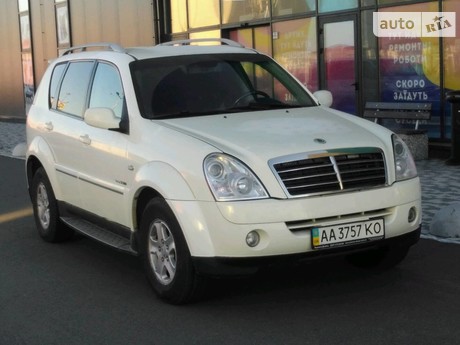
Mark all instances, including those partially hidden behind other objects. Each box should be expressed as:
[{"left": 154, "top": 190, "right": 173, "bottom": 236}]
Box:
[
  {"left": 30, "top": 0, "right": 58, "bottom": 87},
  {"left": 0, "top": 0, "right": 25, "bottom": 117},
  {"left": 70, "top": 0, "right": 154, "bottom": 47}
]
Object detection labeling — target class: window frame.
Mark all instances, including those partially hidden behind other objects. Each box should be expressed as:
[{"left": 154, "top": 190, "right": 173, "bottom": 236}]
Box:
[
  {"left": 88, "top": 61, "right": 127, "bottom": 120},
  {"left": 49, "top": 59, "right": 128, "bottom": 125}
]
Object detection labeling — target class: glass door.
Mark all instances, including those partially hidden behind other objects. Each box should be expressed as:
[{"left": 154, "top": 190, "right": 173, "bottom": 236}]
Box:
[
  {"left": 228, "top": 26, "right": 272, "bottom": 56},
  {"left": 319, "top": 15, "right": 359, "bottom": 115}
]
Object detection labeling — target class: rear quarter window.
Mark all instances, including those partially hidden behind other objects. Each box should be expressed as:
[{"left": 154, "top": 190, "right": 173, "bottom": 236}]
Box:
[{"left": 49, "top": 63, "right": 66, "bottom": 109}]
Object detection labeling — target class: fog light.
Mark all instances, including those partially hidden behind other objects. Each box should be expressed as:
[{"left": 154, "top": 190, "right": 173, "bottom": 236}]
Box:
[
  {"left": 246, "top": 231, "right": 260, "bottom": 247},
  {"left": 408, "top": 207, "right": 417, "bottom": 223}
]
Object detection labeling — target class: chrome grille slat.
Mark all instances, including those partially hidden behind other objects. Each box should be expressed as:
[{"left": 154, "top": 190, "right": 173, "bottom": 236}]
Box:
[
  {"left": 288, "top": 180, "right": 341, "bottom": 190},
  {"left": 282, "top": 172, "right": 337, "bottom": 182},
  {"left": 276, "top": 163, "right": 334, "bottom": 174},
  {"left": 270, "top": 149, "right": 387, "bottom": 197}
]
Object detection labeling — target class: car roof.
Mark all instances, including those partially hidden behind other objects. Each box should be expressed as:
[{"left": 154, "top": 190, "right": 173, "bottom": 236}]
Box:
[
  {"left": 126, "top": 44, "right": 258, "bottom": 60},
  {"left": 59, "top": 39, "right": 260, "bottom": 62}
]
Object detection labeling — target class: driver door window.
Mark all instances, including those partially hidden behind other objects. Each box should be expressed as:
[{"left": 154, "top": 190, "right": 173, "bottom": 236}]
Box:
[{"left": 89, "top": 63, "right": 125, "bottom": 118}]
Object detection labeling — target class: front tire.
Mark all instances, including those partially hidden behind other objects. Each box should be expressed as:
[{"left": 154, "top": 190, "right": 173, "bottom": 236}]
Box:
[
  {"left": 140, "top": 198, "right": 203, "bottom": 304},
  {"left": 31, "top": 167, "right": 73, "bottom": 242}
]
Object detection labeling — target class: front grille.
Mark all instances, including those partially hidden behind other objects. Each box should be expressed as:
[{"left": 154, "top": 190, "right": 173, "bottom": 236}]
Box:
[{"left": 270, "top": 149, "right": 387, "bottom": 197}]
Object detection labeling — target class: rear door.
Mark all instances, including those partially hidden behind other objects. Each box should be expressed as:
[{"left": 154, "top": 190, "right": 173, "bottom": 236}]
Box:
[{"left": 49, "top": 60, "right": 96, "bottom": 208}]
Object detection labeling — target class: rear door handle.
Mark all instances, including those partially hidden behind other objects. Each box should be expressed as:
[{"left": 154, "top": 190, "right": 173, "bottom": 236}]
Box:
[{"left": 79, "top": 134, "right": 92, "bottom": 145}]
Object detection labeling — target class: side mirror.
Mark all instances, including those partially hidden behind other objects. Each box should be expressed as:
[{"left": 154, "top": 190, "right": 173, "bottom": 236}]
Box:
[
  {"left": 313, "top": 90, "right": 333, "bottom": 108},
  {"left": 84, "top": 108, "right": 120, "bottom": 130}
]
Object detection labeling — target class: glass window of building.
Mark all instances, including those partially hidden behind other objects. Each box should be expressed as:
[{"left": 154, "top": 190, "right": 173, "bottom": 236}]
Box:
[
  {"left": 443, "top": 0, "right": 460, "bottom": 139},
  {"left": 273, "top": 18, "right": 318, "bottom": 91},
  {"left": 222, "top": 0, "right": 270, "bottom": 25},
  {"left": 272, "top": 0, "right": 315, "bottom": 17},
  {"left": 361, "top": 10, "right": 378, "bottom": 105},
  {"left": 55, "top": 0, "right": 70, "bottom": 49},
  {"left": 22, "top": 53, "right": 34, "bottom": 106},
  {"left": 318, "top": 0, "right": 357, "bottom": 13},
  {"left": 171, "top": 0, "right": 188, "bottom": 33},
  {"left": 443, "top": 0, "right": 460, "bottom": 93},
  {"left": 229, "top": 26, "right": 271, "bottom": 55},
  {"left": 19, "top": 12, "right": 31, "bottom": 51},
  {"left": 189, "top": 30, "right": 221, "bottom": 42},
  {"left": 188, "top": 0, "right": 219, "bottom": 28},
  {"left": 18, "top": 0, "right": 28, "bottom": 12},
  {"left": 361, "top": 0, "right": 375, "bottom": 6},
  {"left": 378, "top": 2, "right": 441, "bottom": 138},
  {"left": 229, "top": 28, "right": 254, "bottom": 48},
  {"left": 253, "top": 26, "right": 271, "bottom": 56},
  {"left": 18, "top": 0, "right": 34, "bottom": 113}
]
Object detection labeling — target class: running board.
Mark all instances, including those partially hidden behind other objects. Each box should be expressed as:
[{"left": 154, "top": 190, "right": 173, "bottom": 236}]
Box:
[{"left": 61, "top": 216, "right": 138, "bottom": 255}]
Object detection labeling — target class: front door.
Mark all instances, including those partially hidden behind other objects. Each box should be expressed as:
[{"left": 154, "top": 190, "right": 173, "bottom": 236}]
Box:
[{"left": 319, "top": 15, "right": 359, "bottom": 115}]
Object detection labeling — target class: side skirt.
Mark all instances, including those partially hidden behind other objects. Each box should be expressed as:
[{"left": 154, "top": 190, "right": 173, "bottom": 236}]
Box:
[{"left": 58, "top": 201, "right": 138, "bottom": 256}]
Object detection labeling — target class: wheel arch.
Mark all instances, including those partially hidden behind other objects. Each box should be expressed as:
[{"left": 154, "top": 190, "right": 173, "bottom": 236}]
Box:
[
  {"left": 134, "top": 187, "right": 162, "bottom": 231},
  {"left": 26, "top": 155, "right": 43, "bottom": 198},
  {"left": 130, "top": 160, "right": 199, "bottom": 228},
  {"left": 26, "top": 136, "right": 62, "bottom": 200}
]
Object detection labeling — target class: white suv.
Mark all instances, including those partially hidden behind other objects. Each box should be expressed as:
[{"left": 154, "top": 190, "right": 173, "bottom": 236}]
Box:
[{"left": 26, "top": 39, "right": 421, "bottom": 304}]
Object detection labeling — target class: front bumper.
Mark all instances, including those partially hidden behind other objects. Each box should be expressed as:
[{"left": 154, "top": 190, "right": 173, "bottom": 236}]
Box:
[
  {"left": 192, "top": 226, "right": 421, "bottom": 276},
  {"left": 167, "top": 177, "right": 421, "bottom": 258}
]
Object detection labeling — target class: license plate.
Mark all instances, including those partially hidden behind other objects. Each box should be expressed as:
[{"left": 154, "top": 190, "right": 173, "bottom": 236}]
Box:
[{"left": 311, "top": 219, "right": 384, "bottom": 249}]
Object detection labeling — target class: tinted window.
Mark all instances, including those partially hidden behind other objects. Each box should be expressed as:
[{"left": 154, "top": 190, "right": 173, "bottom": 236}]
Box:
[
  {"left": 49, "top": 63, "right": 66, "bottom": 109},
  {"left": 130, "top": 54, "right": 315, "bottom": 119},
  {"left": 57, "top": 61, "right": 94, "bottom": 117},
  {"left": 89, "top": 63, "right": 125, "bottom": 119}
]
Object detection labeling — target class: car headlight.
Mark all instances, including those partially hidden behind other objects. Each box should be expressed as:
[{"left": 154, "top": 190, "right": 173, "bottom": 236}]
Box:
[
  {"left": 204, "top": 153, "right": 268, "bottom": 201},
  {"left": 392, "top": 134, "right": 417, "bottom": 181}
]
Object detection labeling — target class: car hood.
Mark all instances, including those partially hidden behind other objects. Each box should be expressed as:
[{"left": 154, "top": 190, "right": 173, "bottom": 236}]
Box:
[{"left": 158, "top": 106, "right": 389, "bottom": 163}]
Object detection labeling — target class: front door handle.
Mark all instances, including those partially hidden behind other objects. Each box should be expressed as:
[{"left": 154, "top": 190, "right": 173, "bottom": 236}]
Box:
[
  {"left": 44, "top": 122, "right": 53, "bottom": 131},
  {"left": 79, "top": 134, "right": 92, "bottom": 145}
]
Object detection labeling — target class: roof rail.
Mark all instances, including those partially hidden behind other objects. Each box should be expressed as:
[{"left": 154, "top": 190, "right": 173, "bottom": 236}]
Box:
[
  {"left": 62, "top": 42, "right": 125, "bottom": 56},
  {"left": 159, "top": 38, "right": 244, "bottom": 48}
]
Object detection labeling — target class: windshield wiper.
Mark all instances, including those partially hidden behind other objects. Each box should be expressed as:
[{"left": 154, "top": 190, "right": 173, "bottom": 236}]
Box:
[
  {"left": 227, "top": 101, "right": 303, "bottom": 112},
  {"left": 151, "top": 109, "right": 231, "bottom": 119}
]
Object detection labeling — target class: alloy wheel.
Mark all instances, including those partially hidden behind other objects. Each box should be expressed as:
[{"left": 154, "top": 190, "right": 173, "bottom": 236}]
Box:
[
  {"left": 148, "top": 219, "right": 177, "bottom": 285},
  {"left": 36, "top": 182, "right": 51, "bottom": 230}
]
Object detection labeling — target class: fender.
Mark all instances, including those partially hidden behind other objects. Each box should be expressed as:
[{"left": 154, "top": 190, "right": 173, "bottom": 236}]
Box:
[
  {"left": 129, "top": 160, "right": 200, "bottom": 202},
  {"left": 26, "top": 136, "right": 63, "bottom": 200},
  {"left": 128, "top": 161, "right": 219, "bottom": 256},
  {"left": 128, "top": 162, "right": 220, "bottom": 256}
]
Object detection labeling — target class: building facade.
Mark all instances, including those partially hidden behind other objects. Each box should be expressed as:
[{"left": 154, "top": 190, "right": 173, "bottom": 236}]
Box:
[{"left": 1, "top": 0, "right": 459, "bottom": 143}]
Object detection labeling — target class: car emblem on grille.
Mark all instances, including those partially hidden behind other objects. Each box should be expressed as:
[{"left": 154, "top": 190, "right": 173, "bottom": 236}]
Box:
[{"left": 314, "top": 138, "right": 327, "bottom": 144}]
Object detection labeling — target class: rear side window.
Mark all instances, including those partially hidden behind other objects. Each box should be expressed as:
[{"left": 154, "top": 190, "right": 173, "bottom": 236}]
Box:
[{"left": 57, "top": 61, "right": 95, "bottom": 117}]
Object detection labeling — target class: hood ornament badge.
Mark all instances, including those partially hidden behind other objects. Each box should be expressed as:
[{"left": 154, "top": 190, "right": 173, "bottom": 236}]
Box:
[{"left": 314, "top": 138, "right": 327, "bottom": 144}]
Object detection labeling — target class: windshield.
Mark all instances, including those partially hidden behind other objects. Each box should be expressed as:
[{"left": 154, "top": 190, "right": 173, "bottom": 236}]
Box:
[{"left": 130, "top": 53, "right": 317, "bottom": 119}]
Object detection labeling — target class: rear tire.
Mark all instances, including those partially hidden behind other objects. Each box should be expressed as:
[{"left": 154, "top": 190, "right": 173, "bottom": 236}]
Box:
[
  {"left": 31, "top": 167, "right": 74, "bottom": 242},
  {"left": 346, "top": 245, "right": 410, "bottom": 270},
  {"left": 140, "top": 198, "right": 204, "bottom": 304}
]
